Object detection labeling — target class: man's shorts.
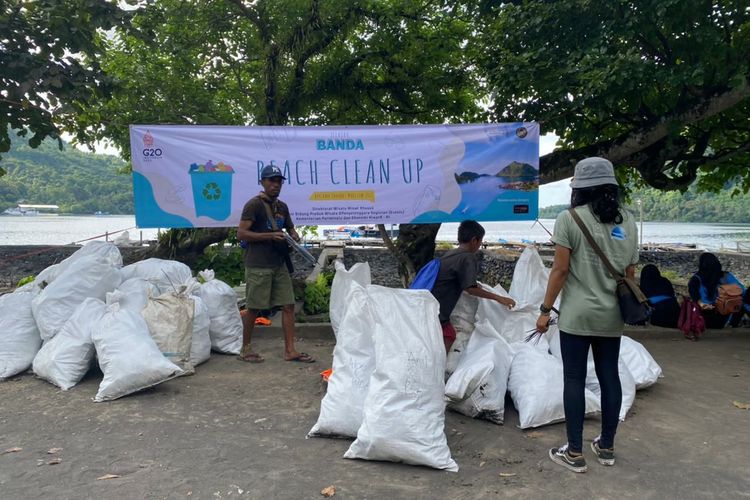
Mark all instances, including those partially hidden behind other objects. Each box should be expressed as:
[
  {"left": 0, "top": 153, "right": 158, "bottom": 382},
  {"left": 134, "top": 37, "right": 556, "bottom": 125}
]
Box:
[
  {"left": 441, "top": 322, "right": 457, "bottom": 344},
  {"left": 245, "top": 266, "right": 295, "bottom": 311}
]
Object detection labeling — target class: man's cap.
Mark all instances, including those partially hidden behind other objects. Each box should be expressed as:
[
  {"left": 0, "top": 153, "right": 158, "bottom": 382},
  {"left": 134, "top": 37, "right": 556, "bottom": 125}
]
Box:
[
  {"left": 260, "top": 165, "right": 286, "bottom": 180},
  {"left": 570, "top": 157, "right": 618, "bottom": 189}
]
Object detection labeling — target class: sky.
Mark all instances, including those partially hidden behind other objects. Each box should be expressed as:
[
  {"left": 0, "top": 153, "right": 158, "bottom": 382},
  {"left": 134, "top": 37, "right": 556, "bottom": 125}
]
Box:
[{"left": 70, "top": 131, "right": 572, "bottom": 208}]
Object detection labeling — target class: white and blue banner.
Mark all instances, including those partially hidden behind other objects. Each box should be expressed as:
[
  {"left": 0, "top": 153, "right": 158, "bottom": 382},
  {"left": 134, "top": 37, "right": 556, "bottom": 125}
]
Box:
[{"left": 129, "top": 123, "right": 539, "bottom": 228}]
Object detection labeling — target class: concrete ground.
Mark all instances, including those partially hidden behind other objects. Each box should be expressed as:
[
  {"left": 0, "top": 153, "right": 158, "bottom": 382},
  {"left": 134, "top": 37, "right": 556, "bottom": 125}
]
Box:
[{"left": 1, "top": 326, "right": 749, "bottom": 500}]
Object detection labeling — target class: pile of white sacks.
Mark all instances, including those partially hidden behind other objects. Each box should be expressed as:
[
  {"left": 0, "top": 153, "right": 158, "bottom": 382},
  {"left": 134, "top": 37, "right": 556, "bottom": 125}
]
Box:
[
  {"left": 309, "top": 247, "right": 662, "bottom": 472},
  {"left": 0, "top": 242, "right": 244, "bottom": 401}
]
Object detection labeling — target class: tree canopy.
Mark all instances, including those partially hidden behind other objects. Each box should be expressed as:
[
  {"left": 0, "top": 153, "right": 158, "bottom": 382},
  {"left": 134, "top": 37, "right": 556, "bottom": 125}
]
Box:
[
  {"left": 0, "top": 0, "right": 132, "bottom": 175},
  {"left": 68, "top": 0, "right": 484, "bottom": 156},
  {"left": 477, "top": 0, "right": 750, "bottom": 191}
]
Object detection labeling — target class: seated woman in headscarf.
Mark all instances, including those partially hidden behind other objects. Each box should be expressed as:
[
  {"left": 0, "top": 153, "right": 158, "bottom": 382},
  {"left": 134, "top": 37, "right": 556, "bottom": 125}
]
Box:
[
  {"left": 639, "top": 264, "right": 680, "bottom": 328},
  {"left": 688, "top": 253, "right": 748, "bottom": 329}
]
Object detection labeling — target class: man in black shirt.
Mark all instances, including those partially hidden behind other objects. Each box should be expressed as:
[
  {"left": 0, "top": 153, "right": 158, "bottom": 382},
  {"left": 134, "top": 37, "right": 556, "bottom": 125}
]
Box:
[
  {"left": 236, "top": 164, "right": 314, "bottom": 363},
  {"left": 431, "top": 220, "right": 516, "bottom": 353}
]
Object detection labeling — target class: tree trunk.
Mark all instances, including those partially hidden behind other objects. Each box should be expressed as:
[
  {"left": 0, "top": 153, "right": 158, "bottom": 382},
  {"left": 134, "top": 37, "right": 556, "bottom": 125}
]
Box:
[
  {"left": 380, "top": 223, "right": 441, "bottom": 288},
  {"left": 133, "top": 227, "right": 231, "bottom": 269}
]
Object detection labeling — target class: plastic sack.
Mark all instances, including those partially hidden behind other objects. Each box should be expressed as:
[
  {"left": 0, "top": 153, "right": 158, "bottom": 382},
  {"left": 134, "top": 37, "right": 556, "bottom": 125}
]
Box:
[
  {"left": 34, "top": 242, "right": 123, "bottom": 291},
  {"left": 32, "top": 298, "right": 106, "bottom": 390},
  {"left": 619, "top": 336, "right": 663, "bottom": 389},
  {"left": 120, "top": 258, "right": 193, "bottom": 294},
  {"left": 585, "top": 355, "right": 637, "bottom": 421},
  {"left": 93, "top": 301, "right": 182, "bottom": 402},
  {"left": 445, "top": 328, "right": 471, "bottom": 376},
  {"left": 476, "top": 284, "right": 549, "bottom": 350},
  {"left": 308, "top": 283, "right": 375, "bottom": 438},
  {"left": 508, "top": 247, "right": 549, "bottom": 309},
  {"left": 32, "top": 255, "right": 122, "bottom": 342},
  {"left": 190, "top": 294, "right": 211, "bottom": 366},
  {"left": 344, "top": 286, "right": 458, "bottom": 472},
  {"left": 329, "top": 261, "right": 371, "bottom": 334},
  {"left": 141, "top": 290, "right": 195, "bottom": 374},
  {"left": 508, "top": 344, "right": 600, "bottom": 429},
  {"left": 0, "top": 291, "right": 42, "bottom": 380},
  {"left": 445, "top": 319, "right": 514, "bottom": 424},
  {"left": 115, "top": 278, "right": 160, "bottom": 313},
  {"left": 197, "top": 270, "right": 243, "bottom": 354},
  {"left": 445, "top": 287, "right": 485, "bottom": 374}
]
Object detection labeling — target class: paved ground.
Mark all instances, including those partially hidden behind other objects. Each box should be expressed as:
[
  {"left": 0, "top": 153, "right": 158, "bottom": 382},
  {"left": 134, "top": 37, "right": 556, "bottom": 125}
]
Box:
[{"left": 1, "top": 326, "right": 749, "bottom": 499}]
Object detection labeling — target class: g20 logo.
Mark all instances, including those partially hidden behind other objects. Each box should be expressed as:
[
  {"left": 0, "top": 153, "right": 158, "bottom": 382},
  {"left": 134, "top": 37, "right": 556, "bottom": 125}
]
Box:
[{"left": 142, "top": 148, "right": 163, "bottom": 157}]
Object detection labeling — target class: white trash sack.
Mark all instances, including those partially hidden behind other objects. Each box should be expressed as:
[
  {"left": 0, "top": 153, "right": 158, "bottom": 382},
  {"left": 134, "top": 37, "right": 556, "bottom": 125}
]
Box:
[
  {"left": 0, "top": 291, "right": 42, "bottom": 380},
  {"left": 308, "top": 283, "right": 375, "bottom": 438},
  {"left": 509, "top": 344, "right": 601, "bottom": 429},
  {"left": 329, "top": 261, "right": 371, "bottom": 334},
  {"left": 445, "top": 319, "right": 514, "bottom": 424},
  {"left": 120, "top": 258, "right": 193, "bottom": 294},
  {"left": 190, "top": 294, "right": 212, "bottom": 367},
  {"left": 344, "top": 286, "right": 458, "bottom": 472},
  {"left": 115, "top": 278, "right": 160, "bottom": 313},
  {"left": 619, "top": 336, "right": 663, "bottom": 389},
  {"left": 197, "top": 270, "right": 243, "bottom": 354},
  {"left": 32, "top": 298, "right": 106, "bottom": 390},
  {"left": 32, "top": 255, "right": 122, "bottom": 341},
  {"left": 93, "top": 300, "right": 183, "bottom": 402},
  {"left": 585, "top": 355, "right": 637, "bottom": 421},
  {"left": 141, "top": 289, "right": 195, "bottom": 374},
  {"left": 445, "top": 291, "right": 479, "bottom": 375},
  {"left": 33, "top": 242, "right": 123, "bottom": 290}
]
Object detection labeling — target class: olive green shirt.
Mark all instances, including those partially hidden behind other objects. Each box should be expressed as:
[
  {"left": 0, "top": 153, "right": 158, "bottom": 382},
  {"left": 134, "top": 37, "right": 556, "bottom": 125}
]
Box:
[{"left": 552, "top": 206, "right": 639, "bottom": 337}]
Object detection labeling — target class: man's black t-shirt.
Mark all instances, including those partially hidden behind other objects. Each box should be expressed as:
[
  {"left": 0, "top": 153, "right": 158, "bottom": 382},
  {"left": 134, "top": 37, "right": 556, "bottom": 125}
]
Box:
[
  {"left": 430, "top": 249, "right": 479, "bottom": 324},
  {"left": 240, "top": 195, "right": 293, "bottom": 268}
]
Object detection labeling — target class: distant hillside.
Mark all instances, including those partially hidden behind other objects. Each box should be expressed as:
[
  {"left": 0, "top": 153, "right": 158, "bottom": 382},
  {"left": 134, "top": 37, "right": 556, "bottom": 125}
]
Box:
[
  {"left": 497, "top": 161, "right": 537, "bottom": 178},
  {"left": 0, "top": 134, "right": 132, "bottom": 214},
  {"left": 538, "top": 185, "right": 750, "bottom": 223}
]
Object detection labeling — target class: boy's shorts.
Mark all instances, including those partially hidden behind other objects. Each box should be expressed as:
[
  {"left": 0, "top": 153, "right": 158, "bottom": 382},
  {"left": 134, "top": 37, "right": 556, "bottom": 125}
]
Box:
[
  {"left": 441, "top": 322, "right": 457, "bottom": 344},
  {"left": 245, "top": 266, "right": 295, "bottom": 311}
]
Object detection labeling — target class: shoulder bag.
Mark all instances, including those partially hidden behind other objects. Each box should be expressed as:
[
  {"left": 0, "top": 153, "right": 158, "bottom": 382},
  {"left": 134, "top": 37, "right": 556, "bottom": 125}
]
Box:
[{"left": 568, "top": 208, "right": 651, "bottom": 325}]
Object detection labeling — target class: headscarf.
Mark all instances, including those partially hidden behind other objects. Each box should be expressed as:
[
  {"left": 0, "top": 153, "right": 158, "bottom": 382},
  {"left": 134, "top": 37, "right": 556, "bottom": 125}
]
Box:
[
  {"left": 697, "top": 252, "right": 723, "bottom": 298},
  {"left": 639, "top": 264, "right": 661, "bottom": 293}
]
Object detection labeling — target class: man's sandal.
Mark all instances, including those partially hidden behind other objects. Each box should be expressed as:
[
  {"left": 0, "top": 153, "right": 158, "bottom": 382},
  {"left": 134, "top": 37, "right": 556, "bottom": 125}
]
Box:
[
  {"left": 285, "top": 352, "right": 315, "bottom": 363},
  {"left": 237, "top": 352, "right": 265, "bottom": 363}
]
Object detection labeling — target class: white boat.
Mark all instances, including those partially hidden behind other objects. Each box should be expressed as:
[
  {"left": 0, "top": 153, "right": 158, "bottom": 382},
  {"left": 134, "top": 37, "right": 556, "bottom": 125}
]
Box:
[{"left": 2, "top": 207, "right": 39, "bottom": 216}]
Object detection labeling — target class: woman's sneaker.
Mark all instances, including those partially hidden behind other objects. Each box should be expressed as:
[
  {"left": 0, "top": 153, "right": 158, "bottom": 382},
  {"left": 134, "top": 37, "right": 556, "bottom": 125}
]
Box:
[
  {"left": 549, "top": 444, "right": 587, "bottom": 473},
  {"left": 591, "top": 436, "right": 615, "bottom": 466}
]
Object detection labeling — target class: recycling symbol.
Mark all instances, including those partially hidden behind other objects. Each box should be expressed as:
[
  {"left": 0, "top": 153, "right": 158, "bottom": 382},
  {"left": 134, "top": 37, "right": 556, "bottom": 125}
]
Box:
[{"left": 202, "top": 182, "right": 222, "bottom": 201}]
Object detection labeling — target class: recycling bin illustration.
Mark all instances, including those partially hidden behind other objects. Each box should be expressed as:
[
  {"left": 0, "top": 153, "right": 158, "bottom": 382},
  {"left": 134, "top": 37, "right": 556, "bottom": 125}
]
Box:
[{"left": 190, "top": 168, "right": 234, "bottom": 221}]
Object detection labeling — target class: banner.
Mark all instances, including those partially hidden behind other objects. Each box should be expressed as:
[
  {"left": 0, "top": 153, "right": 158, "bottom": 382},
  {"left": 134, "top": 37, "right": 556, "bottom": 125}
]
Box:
[{"left": 129, "top": 123, "right": 539, "bottom": 228}]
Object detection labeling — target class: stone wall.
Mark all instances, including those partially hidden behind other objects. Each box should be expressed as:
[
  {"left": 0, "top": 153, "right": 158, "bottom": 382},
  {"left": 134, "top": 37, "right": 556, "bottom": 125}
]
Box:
[{"left": 2, "top": 244, "right": 749, "bottom": 291}]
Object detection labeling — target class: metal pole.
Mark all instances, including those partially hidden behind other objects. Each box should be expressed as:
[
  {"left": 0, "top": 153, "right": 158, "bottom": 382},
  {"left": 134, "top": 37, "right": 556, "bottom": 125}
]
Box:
[
  {"left": 140, "top": 231, "right": 143, "bottom": 246},
  {"left": 637, "top": 199, "right": 643, "bottom": 247},
  {"left": 105, "top": 231, "right": 109, "bottom": 242}
]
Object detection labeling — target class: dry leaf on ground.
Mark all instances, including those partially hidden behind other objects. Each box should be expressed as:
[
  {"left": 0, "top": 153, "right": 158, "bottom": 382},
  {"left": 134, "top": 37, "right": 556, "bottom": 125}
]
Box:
[
  {"left": 499, "top": 473, "right": 517, "bottom": 478},
  {"left": 732, "top": 401, "right": 750, "bottom": 410},
  {"left": 321, "top": 485, "right": 336, "bottom": 497},
  {"left": 2, "top": 447, "right": 22, "bottom": 454},
  {"left": 47, "top": 448, "right": 63, "bottom": 454},
  {"left": 97, "top": 474, "right": 121, "bottom": 480},
  {"left": 47, "top": 458, "right": 62, "bottom": 465}
]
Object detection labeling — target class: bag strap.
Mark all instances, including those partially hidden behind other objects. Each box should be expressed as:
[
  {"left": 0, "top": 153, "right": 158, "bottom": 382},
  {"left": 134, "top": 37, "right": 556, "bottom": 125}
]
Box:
[
  {"left": 567, "top": 208, "right": 623, "bottom": 280},
  {"left": 259, "top": 194, "right": 280, "bottom": 231}
]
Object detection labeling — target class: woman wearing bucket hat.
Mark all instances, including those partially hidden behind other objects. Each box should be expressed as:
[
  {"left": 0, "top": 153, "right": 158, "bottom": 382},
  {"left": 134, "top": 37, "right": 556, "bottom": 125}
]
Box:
[{"left": 535, "top": 157, "right": 639, "bottom": 473}]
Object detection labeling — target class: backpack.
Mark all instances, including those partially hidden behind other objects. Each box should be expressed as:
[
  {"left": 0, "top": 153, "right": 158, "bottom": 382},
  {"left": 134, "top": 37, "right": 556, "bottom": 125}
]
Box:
[
  {"left": 678, "top": 298, "right": 705, "bottom": 340},
  {"left": 409, "top": 259, "right": 441, "bottom": 291},
  {"left": 715, "top": 284, "right": 743, "bottom": 315}
]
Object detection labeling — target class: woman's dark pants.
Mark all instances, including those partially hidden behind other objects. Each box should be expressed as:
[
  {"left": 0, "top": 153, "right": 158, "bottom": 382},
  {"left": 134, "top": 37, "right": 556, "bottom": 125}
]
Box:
[{"left": 559, "top": 331, "right": 622, "bottom": 453}]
